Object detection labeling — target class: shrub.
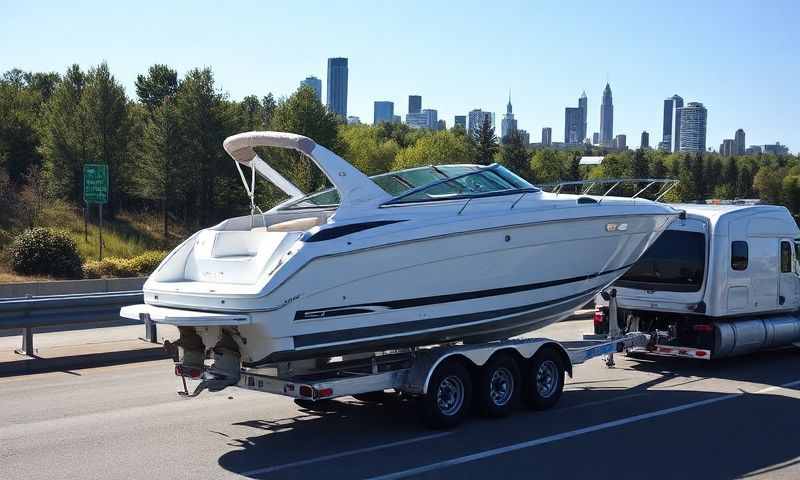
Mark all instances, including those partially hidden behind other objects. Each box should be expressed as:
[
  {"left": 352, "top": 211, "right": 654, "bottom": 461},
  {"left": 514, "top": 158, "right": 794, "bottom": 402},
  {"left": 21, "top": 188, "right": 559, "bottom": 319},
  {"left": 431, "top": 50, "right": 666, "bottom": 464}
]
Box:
[
  {"left": 81, "top": 251, "right": 167, "bottom": 279},
  {"left": 8, "top": 228, "right": 83, "bottom": 279}
]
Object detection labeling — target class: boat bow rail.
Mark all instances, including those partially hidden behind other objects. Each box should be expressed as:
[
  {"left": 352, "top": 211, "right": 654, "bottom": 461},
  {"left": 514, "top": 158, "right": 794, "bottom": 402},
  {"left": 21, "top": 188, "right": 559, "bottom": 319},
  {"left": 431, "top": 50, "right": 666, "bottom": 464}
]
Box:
[{"left": 540, "top": 178, "right": 679, "bottom": 202}]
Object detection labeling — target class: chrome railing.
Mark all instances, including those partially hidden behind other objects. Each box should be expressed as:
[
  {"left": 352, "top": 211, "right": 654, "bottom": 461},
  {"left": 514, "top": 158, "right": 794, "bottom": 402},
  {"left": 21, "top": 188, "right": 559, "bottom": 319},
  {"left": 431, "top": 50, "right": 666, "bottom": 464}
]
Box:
[{"left": 539, "top": 178, "right": 679, "bottom": 202}]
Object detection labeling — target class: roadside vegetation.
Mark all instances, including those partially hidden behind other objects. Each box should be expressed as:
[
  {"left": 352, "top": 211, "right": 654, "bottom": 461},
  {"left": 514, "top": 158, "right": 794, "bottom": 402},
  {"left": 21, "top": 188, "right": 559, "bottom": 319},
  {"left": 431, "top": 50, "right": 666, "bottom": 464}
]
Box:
[{"left": 1, "top": 63, "right": 799, "bottom": 281}]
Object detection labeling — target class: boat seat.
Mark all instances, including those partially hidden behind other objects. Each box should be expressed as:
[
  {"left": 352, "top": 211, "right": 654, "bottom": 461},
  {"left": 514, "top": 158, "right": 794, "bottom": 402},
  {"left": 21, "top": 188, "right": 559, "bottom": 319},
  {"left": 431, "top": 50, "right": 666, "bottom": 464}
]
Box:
[{"left": 267, "top": 217, "right": 322, "bottom": 232}]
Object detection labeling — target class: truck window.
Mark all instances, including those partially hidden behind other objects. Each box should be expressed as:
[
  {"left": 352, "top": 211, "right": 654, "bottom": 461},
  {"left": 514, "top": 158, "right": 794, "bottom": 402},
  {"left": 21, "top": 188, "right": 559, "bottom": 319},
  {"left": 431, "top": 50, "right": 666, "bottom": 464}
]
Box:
[
  {"left": 781, "top": 241, "right": 792, "bottom": 273},
  {"left": 732, "top": 241, "right": 748, "bottom": 271},
  {"left": 615, "top": 230, "right": 705, "bottom": 292}
]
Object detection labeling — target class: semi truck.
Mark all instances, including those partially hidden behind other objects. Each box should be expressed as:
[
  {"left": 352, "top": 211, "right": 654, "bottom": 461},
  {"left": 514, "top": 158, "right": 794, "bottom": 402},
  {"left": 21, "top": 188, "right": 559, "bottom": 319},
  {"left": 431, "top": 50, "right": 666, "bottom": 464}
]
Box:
[{"left": 594, "top": 204, "right": 800, "bottom": 359}]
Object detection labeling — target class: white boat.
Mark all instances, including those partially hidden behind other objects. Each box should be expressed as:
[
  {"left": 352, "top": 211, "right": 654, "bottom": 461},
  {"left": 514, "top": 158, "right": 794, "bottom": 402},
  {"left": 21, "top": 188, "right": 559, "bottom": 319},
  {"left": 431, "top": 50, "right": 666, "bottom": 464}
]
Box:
[{"left": 121, "top": 131, "right": 679, "bottom": 389}]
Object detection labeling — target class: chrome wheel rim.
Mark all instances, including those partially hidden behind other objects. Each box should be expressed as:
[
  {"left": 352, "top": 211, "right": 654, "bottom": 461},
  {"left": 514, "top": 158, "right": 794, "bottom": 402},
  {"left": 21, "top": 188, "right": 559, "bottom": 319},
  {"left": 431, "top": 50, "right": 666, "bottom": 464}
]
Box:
[
  {"left": 436, "top": 375, "right": 465, "bottom": 416},
  {"left": 489, "top": 367, "right": 514, "bottom": 406},
  {"left": 536, "top": 360, "right": 558, "bottom": 398}
]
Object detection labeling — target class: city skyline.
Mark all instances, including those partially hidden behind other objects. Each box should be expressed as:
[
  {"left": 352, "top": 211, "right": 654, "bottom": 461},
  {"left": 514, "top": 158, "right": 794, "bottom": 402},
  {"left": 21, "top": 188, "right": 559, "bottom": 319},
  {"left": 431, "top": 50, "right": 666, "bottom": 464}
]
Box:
[{"left": 3, "top": 1, "right": 797, "bottom": 152}]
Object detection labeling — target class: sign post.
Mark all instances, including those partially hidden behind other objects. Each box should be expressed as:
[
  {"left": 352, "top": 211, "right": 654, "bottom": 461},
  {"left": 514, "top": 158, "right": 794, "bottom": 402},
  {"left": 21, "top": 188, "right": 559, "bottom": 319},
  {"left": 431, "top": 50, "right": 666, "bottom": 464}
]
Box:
[{"left": 83, "top": 164, "right": 108, "bottom": 260}]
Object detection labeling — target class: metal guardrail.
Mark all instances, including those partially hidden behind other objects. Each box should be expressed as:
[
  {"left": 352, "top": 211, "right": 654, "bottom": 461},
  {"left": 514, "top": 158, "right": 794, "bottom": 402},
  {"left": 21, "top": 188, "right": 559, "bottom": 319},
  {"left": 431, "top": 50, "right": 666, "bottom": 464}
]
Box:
[{"left": 0, "top": 291, "right": 151, "bottom": 356}]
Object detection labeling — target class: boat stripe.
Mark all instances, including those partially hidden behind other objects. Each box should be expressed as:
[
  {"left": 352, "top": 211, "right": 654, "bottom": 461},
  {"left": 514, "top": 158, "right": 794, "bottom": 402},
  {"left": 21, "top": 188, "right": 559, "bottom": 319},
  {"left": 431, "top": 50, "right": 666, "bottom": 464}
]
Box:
[{"left": 294, "top": 263, "right": 633, "bottom": 320}]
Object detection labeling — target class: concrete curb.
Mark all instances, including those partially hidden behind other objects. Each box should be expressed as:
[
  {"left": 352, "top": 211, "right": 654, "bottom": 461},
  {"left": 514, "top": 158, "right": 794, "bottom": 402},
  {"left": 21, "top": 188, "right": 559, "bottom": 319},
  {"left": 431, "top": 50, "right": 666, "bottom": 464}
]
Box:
[{"left": 0, "top": 344, "right": 170, "bottom": 377}]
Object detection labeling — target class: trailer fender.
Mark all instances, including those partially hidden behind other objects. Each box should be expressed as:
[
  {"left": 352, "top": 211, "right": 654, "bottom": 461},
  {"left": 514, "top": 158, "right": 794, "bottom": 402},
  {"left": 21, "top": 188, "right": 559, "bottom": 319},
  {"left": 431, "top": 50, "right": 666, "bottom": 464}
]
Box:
[{"left": 404, "top": 339, "right": 572, "bottom": 395}]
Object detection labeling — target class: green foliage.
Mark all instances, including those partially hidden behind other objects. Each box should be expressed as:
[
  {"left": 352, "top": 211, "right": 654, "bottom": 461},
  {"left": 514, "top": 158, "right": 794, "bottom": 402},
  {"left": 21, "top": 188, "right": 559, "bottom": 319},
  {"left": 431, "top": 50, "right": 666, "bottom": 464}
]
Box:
[
  {"left": 8, "top": 227, "right": 83, "bottom": 278},
  {"left": 530, "top": 150, "right": 564, "bottom": 184},
  {"left": 754, "top": 166, "right": 787, "bottom": 204},
  {"left": 782, "top": 176, "right": 800, "bottom": 215},
  {"left": 393, "top": 130, "right": 474, "bottom": 171},
  {"left": 473, "top": 116, "right": 498, "bottom": 165},
  {"left": 135, "top": 64, "right": 178, "bottom": 110},
  {"left": 82, "top": 250, "right": 167, "bottom": 279},
  {"left": 499, "top": 130, "right": 531, "bottom": 179},
  {"left": 338, "top": 124, "right": 400, "bottom": 175}
]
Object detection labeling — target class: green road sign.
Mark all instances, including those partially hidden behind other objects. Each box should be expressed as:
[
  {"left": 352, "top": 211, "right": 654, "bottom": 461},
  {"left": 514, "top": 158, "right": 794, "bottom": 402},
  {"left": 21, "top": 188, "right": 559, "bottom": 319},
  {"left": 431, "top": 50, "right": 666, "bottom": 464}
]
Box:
[{"left": 84, "top": 164, "right": 108, "bottom": 204}]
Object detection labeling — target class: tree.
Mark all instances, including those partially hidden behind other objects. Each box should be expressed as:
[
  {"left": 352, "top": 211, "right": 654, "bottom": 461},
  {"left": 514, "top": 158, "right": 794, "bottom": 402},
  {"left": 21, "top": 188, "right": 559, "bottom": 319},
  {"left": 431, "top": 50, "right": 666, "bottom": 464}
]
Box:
[
  {"left": 723, "top": 158, "right": 739, "bottom": 194},
  {"left": 135, "top": 64, "right": 178, "bottom": 111},
  {"left": 631, "top": 148, "right": 649, "bottom": 179},
  {"left": 473, "top": 116, "right": 498, "bottom": 165},
  {"left": 392, "top": 130, "right": 474, "bottom": 171},
  {"left": 566, "top": 154, "right": 581, "bottom": 181},
  {"left": 499, "top": 130, "right": 531, "bottom": 179},
  {"left": 271, "top": 85, "right": 339, "bottom": 192},
  {"left": 338, "top": 124, "right": 399, "bottom": 176},
  {"left": 753, "top": 165, "right": 786, "bottom": 204},
  {"left": 0, "top": 71, "right": 44, "bottom": 184},
  {"left": 737, "top": 164, "right": 754, "bottom": 198},
  {"left": 530, "top": 150, "right": 564, "bottom": 184},
  {"left": 240, "top": 95, "right": 264, "bottom": 130},
  {"left": 782, "top": 175, "right": 800, "bottom": 215},
  {"left": 651, "top": 157, "right": 668, "bottom": 179},
  {"left": 261, "top": 93, "right": 277, "bottom": 128},
  {"left": 690, "top": 153, "right": 706, "bottom": 200}
]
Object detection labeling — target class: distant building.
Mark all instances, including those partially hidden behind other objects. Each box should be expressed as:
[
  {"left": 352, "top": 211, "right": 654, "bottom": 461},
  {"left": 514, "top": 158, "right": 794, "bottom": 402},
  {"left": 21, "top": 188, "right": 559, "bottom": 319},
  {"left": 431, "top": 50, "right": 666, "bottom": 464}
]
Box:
[
  {"left": 661, "top": 95, "right": 683, "bottom": 153},
  {"left": 392, "top": 115, "right": 401, "bottom": 124},
  {"left": 437, "top": 119, "right": 446, "bottom": 131},
  {"left": 720, "top": 139, "right": 735, "bottom": 156},
  {"left": 600, "top": 83, "right": 614, "bottom": 146},
  {"left": 658, "top": 141, "right": 670, "bottom": 152},
  {"left": 326, "top": 58, "right": 348, "bottom": 118},
  {"left": 518, "top": 129, "right": 530, "bottom": 146},
  {"left": 373, "top": 101, "right": 394, "bottom": 124},
  {"left": 746, "top": 145, "right": 762, "bottom": 155},
  {"left": 500, "top": 94, "right": 517, "bottom": 142},
  {"left": 347, "top": 116, "right": 361, "bottom": 125},
  {"left": 454, "top": 115, "right": 467, "bottom": 130},
  {"left": 408, "top": 95, "right": 422, "bottom": 114},
  {"left": 672, "top": 95, "right": 683, "bottom": 153},
  {"left": 564, "top": 107, "right": 581, "bottom": 144},
  {"left": 614, "top": 134, "right": 627, "bottom": 150},
  {"left": 763, "top": 143, "right": 789, "bottom": 155},
  {"left": 592, "top": 132, "right": 600, "bottom": 145},
  {"left": 735, "top": 129, "right": 746, "bottom": 155},
  {"left": 468, "top": 109, "right": 494, "bottom": 136},
  {"left": 542, "top": 127, "right": 553, "bottom": 146},
  {"left": 640, "top": 131, "right": 650, "bottom": 149},
  {"left": 406, "top": 109, "right": 438, "bottom": 130},
  {"left": 578, "top": 91, "right": 588, "bottom": 143},
  {"left": 300, "top": 76, "right": 322, "bottom": 102},
  {"left": 678, "top": 102, "right": 707, "bottom": 153}
]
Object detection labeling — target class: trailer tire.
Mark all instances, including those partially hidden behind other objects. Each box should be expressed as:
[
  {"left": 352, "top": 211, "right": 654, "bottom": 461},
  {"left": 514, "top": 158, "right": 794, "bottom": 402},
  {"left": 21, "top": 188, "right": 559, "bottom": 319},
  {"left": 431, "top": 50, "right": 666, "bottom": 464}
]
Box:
[
  {"left": 476, "top": 353, "right": 520, "bottom": 418},
  {"left": 523, "top": 348, "right": 565, "bottom": 410},
  {"left": 419, "top": 360, "right": 472, "bottom": 429}
]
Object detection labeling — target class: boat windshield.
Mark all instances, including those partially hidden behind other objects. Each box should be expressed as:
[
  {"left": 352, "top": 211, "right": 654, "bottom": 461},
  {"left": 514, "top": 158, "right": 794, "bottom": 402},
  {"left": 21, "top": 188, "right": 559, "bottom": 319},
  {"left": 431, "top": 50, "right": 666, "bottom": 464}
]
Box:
[{"left": 280, "top": 164, "right": 537, "bottom": 210}]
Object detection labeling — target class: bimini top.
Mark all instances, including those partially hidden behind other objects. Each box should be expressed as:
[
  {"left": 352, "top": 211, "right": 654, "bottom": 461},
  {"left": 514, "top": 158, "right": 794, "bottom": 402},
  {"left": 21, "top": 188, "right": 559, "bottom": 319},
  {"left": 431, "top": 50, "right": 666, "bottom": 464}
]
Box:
[{"left": 223, "top": 131, "right": 393, "bottom": 213}]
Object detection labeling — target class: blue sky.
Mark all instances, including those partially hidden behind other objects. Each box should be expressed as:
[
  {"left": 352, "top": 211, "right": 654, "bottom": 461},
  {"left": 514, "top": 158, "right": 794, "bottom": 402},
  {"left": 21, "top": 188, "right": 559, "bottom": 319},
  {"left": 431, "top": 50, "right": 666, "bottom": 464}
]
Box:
[{"left": 2, "top": 0, "right": 797, "bottom": 152}]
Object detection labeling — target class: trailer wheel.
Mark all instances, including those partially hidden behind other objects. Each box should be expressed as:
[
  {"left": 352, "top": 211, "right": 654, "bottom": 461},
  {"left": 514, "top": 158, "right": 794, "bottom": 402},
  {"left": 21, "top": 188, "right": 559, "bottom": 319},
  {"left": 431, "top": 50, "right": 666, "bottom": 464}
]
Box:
[
  {"left": 420, "top": 360, "right": 472, "bottom": 429},
  {"left": 476, "top": 353, "right": 520, "bottom": 417},
  {"left": 523, "top": 348, "right": 565, "bottom": 410}
]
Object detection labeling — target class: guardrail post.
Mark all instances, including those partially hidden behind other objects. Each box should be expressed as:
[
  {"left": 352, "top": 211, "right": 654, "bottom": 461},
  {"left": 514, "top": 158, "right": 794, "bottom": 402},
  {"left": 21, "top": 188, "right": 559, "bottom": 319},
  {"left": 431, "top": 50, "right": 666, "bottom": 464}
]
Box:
[
  {"left": 15, "top": 327, "right": 35, "bottom": 356},
  {"left": 140, "top": 313, "right": 158, "bottom": 343}
]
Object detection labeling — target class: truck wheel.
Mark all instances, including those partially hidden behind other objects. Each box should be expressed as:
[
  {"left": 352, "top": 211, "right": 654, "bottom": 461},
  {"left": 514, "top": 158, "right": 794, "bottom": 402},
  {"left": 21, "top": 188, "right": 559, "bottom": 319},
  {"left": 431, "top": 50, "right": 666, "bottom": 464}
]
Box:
[
  {"left": 419, "top": 360, "right": 472, "bottom": 429},
  {"left": 476, "top": 353, "right": 520, "bottom": 417},
  {"left": 523, "top": 348, "right": 565, "bottom": 410},
  {"left": 353, "top": 391, "right": 388, "bottom": 402}
]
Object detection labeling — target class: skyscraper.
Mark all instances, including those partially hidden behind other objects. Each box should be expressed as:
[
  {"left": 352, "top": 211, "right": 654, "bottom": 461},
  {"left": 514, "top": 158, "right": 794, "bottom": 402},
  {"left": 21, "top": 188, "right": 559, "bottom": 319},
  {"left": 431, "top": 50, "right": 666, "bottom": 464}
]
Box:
[
  {"left": 501, "top": 93, "right": 517, "bottom": 142},
  {"left": 542, "top": 127, "right": 552, "bottom": 146},
  {"left": 672, "top": 95, "right": 684, "bottom": 153},
  {"left": 641, "top": 131, "right": 650, "bottom": 149},
  {"left": 578, "top": 91, "right": 588, "bottom": 143},
  {"left": 661, "top": 98, "right": 674, "bottom": 153},
  {"left": 300, "top": 76, "right": 322, "bottom": 102},
  {"left": 373, "top": 101, "right": 394, "bottom": 124},
  {"left": 600, "top": 83, "right": 613, "bottom": 146},
  {"left": 454, "top": 115, "right": 467, "bottom": 130},
  {"left": 408, "top": 95, "right": 422, "bottom": 114},
  {"left": 564, "top": 107, "right": 581, "bottom": 144},
  {"left": 518, "top": 129, "right": 530, "bottom": 146},
  {"left": 735, "top": 129, "right": 746, "bottom": 155},
  {"left": 614, "top": 134, "right": 627, "bottom": 150},
  {"left": 468, "top": 109, "right": 493, "bottom": 136},
  {"left": 406, "top": 109, "right": 438, "bottom": 130},
  {"left": 592, "top": 132, "right": 600, "bottom": 145},
  {"left": 720, "top": 139, "right": 735, "bottom": 156},
  {"left": 678, "top": 102, "right": 707, "bottom": 153},
  {"left": 326, "top": 58, "right": 348, "bottom": 118}
]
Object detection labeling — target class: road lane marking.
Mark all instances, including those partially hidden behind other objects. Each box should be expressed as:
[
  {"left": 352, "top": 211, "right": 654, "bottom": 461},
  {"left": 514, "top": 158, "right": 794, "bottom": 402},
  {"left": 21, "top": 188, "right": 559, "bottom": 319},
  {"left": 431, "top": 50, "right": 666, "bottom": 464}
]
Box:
[
  {"left": 242, "top": 432, "right": 451, "bottom": 477},
  {"left": 366, "top": 379, "right": 800, "bottom": 480}
]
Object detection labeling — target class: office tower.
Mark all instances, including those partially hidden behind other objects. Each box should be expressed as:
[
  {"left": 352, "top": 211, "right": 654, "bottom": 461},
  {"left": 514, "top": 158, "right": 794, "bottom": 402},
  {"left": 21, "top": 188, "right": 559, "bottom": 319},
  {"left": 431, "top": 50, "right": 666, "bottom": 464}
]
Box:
[
  {"left": 326, "top": 58, "right": 348, "bottom": 117},
  {"left": 678, "top": 102, "right": 707, "bottom": 153},
  {"left": 735, "top": 129, "right": 746, "bottom": 155},
  {"left": 672, "top": 95, "right": 684, "bottom": 153},
  {"left": 661, "top": 98, "right": 674, "bottom": 153},
  {"left": 437, "top": 119, "right": 446, "bottom": 131},
  {"left": 641, "top": 131, "right": 650, "bottom": 149},
  {"left": 392, "top": 115, "right": 401, "bottom": 124},
  {"left": 763, "top": 143, "right": 789, "bottom": 155},
  {"left": 746, "top": 145, "right": 762, "bottom": 155},
  {"left": 373, "top": 101, "right": 394, "bottom": 124},
  {"left": 542, "top": 127, "right": 553, "bottom": 146},
  {"left": 300, "top": 76, "right": 322, "bottom": 102},
  {"left": 406, "top": 109, "right": 438, "bottom": 129},
  {"left": 346, "top": 116, "right": 361, "bottom": 125},
  {"left": 501, "top": 94, "right": 517, "bottom": 142},
  {"left": 578, "top": 91, "right": 588, "bottom": 143},
  {"left": 592, "top": 132, "right": 600, "bottom": 145},
  {"left": 518, "top": 129, "right": 530, "bottom": 146},
  {"left": 614, "top": 134, "right": 627, "bottom": 150},
  {"left": 600, "top": 83, "right": 613, "bottom": 146},
  {"left": 468, "top": 109, "right": 494, "bottom": 135},
  {"left": 408, "top": 95, "right": 422, "bottom": 114},
  {"left": 564, "top": 107, "right": 581, "bottom": 144},
  {"left": 454, "top": 115, "right": 467, "bottom": 129},
  {"left": 720, "top": 139, "right": 735, "bottom": 156}
]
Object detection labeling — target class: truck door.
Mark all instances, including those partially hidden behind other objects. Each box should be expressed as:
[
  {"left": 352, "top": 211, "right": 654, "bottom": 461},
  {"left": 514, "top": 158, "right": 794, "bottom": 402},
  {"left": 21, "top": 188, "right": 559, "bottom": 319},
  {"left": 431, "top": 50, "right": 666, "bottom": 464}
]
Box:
[{"left": 778, "top": 239, "right": 800, "bottom": 308}]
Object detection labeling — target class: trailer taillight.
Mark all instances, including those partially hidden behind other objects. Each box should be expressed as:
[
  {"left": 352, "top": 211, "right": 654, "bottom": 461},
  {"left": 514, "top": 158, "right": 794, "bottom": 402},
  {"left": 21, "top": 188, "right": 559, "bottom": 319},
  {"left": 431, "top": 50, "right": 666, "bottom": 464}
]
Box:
[
  {"left": 693, "top": 324, "right": 713, "bottom": 333},
  {"left": 317, "top": 387, "right": 334, "bottom": 398}
]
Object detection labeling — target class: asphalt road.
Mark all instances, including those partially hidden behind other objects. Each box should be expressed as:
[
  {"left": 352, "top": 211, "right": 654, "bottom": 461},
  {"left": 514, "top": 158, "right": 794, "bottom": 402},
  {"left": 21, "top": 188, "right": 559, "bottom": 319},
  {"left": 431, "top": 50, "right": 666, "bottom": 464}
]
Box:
[{"left": 1, "top": 320, "right": 799, "bottom": 480}]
